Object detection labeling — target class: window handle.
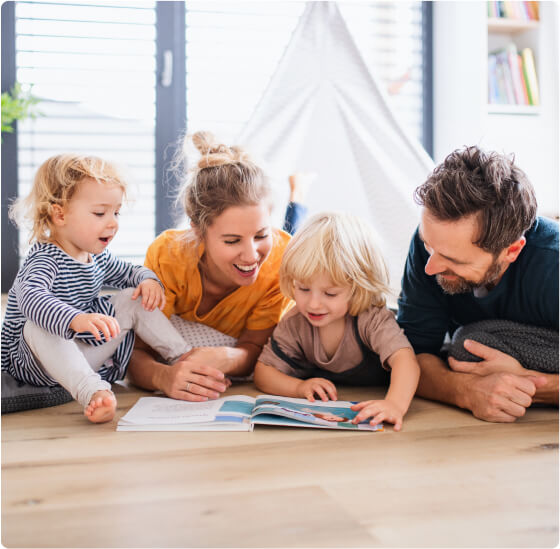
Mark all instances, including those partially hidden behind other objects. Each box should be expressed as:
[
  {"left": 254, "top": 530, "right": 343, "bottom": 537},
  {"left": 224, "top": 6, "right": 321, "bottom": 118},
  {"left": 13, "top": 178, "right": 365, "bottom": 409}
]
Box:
[{"left": 161, "top": 50, "right": 173, "bottom": 87}]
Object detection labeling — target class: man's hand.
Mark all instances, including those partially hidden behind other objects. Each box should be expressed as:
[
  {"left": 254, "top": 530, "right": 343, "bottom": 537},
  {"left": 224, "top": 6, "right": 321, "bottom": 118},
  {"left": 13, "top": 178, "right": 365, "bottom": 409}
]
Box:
[
  {"left": 462, "top": 372, "right": 547, "bottom": 422},
  {"left": 131, "top": 279, "right": 166, "bottom": 311},
  {"left": 449, "top": 339, "right": 528, "bottom": 376}
]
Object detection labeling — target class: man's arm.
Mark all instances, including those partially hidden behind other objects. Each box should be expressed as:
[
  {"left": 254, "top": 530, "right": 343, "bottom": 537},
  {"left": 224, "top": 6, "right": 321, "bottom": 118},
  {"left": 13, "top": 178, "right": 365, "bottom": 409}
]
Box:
[
  {"left": 447, "top": 339, "right": 558, "bottom": 405},
  {"left": 416, "top": 353, "right": 545, "bottom": 422}
]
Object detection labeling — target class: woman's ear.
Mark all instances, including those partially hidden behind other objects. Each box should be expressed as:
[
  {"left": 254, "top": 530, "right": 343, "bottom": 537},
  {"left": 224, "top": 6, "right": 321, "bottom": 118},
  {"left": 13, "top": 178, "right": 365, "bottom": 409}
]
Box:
[
  {"left": 50, "top": 204, "right": 66, "bottom": 227},
  {"left": 191, "top": 224, "right": 202, "bottom": 241}
]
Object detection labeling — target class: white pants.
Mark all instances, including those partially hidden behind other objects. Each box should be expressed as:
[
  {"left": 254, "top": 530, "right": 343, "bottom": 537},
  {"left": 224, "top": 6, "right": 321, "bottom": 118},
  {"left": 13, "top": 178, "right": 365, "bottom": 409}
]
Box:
[{"left": 23, "top": 288, "right": 191, "bottom": 407}]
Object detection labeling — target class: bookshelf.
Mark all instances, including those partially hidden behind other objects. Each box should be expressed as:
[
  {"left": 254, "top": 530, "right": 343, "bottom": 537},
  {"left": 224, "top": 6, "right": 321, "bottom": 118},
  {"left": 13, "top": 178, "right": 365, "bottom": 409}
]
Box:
[
  {"left": 433, "top": 1, "right": 558, "bottom": 219},
  {"left": 487, "top": 2, "right": 541, "bottom": 113}
]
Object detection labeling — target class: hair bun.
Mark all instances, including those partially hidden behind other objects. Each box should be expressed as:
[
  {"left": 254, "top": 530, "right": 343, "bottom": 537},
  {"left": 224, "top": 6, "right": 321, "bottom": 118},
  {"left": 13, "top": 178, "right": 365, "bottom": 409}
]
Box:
[{"left": 190, "top": 131, "right": 236, "bottom": 169}]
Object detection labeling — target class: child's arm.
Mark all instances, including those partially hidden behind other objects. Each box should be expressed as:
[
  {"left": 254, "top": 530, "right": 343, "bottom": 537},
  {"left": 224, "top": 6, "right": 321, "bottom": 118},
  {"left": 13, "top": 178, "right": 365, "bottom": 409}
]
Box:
[
  {"left": 254, "top": 361, "right": 337, "bottom": 401},
  {"left": 17, "top": 253, "right": 84, "bottom": 339},
  {"left": 103, "top": 251, "right": 165, "bottom": 311},
  {"left": 351, "top": 347, "right": 420, "bottom": 430},
  {"left": 102, "top": 250, "right": 162, "bottom": 291}
]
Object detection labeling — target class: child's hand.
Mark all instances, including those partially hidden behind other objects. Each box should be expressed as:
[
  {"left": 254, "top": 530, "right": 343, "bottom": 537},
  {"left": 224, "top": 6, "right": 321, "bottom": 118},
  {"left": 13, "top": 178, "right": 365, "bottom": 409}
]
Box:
[
  {"left": 297, "top": 377, "right": 337, "bottom": 402},
  {"left": 131, "top": 279, "right": 166, "bottom": 311},
  {"left": 70, "top": 313, "right": 120, "bottom": 342},
  {"left": 351, "top": 399, "right": 406, "bottom": 431}
]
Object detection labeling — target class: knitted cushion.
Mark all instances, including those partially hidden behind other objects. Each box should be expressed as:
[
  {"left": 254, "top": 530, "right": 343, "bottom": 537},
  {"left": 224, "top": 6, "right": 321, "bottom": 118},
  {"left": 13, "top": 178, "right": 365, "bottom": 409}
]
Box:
[
  {"left": 1, "top": 371, "right": 73, "bottom": 414},
  {"left": 449, "top": 320, "right": 559, "bottom": 373}
]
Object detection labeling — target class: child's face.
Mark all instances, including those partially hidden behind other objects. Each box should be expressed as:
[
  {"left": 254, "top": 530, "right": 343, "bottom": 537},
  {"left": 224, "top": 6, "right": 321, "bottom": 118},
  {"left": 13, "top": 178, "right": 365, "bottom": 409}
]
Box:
[
  {"left": 293, "top": 272, "right": 352, "bottom": 328},
  {"left": 201, "top": 202, "right": 273, "bottom": 290},
  {"left": 52, "top": 177, "right": 123, "bottom": 261}
]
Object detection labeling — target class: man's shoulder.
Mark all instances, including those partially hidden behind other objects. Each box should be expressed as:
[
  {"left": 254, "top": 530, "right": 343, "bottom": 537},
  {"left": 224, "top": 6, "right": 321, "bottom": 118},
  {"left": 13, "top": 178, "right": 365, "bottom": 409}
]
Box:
[{"left": 525, "top": 216, "right": 559, "bottom": 253}]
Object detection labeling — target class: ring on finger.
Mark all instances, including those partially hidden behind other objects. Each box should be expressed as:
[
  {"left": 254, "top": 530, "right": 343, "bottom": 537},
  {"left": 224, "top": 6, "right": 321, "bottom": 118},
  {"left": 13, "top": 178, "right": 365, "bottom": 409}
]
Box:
[{"left": 186, "top": 382, "right": 191, "bottom": 392}]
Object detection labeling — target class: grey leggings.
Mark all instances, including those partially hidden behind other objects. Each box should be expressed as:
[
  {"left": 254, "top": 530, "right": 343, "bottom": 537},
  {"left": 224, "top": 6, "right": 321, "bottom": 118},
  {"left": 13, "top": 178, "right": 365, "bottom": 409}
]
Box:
[{"left": 23, "top": 288, "right": 191, "bottom": 406}]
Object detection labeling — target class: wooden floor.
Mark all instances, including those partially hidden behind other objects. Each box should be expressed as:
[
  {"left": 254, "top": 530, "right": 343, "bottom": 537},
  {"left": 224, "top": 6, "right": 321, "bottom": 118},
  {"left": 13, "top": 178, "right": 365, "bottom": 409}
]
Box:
[{"left": 2, "top": 382, "right": 558, "bottom": 548}]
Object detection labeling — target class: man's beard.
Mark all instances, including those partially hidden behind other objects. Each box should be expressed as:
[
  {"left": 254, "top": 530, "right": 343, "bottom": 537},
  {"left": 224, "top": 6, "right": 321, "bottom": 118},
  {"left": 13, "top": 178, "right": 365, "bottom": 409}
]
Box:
[{"left": 435, "top": 257, "right": 505, "bottom": 295}]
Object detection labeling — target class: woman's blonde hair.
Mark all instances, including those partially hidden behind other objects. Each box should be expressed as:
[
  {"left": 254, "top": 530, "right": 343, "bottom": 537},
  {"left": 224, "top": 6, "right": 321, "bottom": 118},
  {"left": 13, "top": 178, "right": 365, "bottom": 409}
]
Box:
[
  {"left": 279, "top": 212, "right": 391, "bottom": 315},
  {"left": 9, "top": 154, "right": 127, "bottom": 244},
  {"left": 176, "top": 131, "right": 271, "bottom": 239}
]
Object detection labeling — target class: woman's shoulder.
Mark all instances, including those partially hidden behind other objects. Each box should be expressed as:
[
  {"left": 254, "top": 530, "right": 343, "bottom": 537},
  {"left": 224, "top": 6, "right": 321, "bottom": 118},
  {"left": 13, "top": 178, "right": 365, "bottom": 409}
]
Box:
[
  {"left": 262, "top": 228, "right": 291, "bottom": 270},
  {"left": 147, "top": 229, "right": 197, "bottom": 259}
]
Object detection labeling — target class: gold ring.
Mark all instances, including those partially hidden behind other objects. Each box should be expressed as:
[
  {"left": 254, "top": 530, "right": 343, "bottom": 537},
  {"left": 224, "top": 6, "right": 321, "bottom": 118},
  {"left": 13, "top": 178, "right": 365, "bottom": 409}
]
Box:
[{"left": 186, "top": 383, "right": 191, "bottom": 392}]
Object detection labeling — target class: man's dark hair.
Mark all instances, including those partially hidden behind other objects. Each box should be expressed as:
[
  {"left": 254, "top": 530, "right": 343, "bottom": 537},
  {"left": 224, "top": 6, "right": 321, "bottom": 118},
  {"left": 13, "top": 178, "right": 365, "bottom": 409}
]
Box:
[{"left": 414, "top": 146, "right": 537, "bottom": 254}]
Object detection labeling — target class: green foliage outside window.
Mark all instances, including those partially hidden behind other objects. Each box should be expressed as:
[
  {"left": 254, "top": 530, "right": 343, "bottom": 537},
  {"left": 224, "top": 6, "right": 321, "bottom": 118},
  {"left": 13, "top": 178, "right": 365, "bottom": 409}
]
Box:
[{"left": 1, "top": 83, "right": 41, "bottom": 136}]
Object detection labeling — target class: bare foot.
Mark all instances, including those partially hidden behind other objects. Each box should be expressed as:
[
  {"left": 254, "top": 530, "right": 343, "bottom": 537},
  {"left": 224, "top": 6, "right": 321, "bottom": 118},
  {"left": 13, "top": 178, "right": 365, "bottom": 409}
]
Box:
[
  {"left": 84, "top": 390, "right": 116, "bottom": 423},
  {"left": 288, "top": 172, "right": 316, "bottom": 204}
]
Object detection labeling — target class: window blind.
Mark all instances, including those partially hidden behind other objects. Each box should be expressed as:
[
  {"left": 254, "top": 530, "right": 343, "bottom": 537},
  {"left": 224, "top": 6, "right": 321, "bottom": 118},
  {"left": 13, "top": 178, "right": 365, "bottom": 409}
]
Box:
[{"left": 15, "top": 0, "right": 157, "bottom": 264}]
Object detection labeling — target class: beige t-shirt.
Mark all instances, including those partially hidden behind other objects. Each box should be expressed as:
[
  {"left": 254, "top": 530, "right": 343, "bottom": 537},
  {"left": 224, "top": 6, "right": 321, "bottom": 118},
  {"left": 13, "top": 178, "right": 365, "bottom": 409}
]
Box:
[{"left": 258, "top": 306, "right": 413, "bottom": 377}]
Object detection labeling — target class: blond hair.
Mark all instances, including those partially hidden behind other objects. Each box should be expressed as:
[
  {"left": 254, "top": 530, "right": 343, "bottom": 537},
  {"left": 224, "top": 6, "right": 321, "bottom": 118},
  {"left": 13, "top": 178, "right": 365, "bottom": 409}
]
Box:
[
  {"left": 279, "top": 212, "right": 391, "bottom": 315},
  {"left": 176, "top": 131, "right": 271, "bottom": 239},
  {"left": 9, "top": 154, "right": 127, "bottom": 244}
]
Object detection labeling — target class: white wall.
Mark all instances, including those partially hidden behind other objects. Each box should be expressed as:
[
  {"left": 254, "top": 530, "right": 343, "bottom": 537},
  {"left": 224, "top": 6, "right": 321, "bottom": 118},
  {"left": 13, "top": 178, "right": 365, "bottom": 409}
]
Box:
[{"left": 433, "top": 1, "right": 559, "bottom": 217}]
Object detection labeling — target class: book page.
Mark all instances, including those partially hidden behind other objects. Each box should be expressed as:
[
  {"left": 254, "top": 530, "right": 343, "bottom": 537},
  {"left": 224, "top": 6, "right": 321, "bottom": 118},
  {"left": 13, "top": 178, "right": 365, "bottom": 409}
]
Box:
[
  {"left": 118, "top": 396, "right": 256, "bottom": 426},
  {"left": 252, "top": 395, "right": 383, "bottom": 431}
]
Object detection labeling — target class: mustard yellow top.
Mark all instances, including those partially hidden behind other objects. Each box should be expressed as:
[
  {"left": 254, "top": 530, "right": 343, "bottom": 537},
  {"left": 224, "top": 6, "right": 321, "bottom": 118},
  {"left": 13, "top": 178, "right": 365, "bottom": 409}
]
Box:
[{"left": 144, "top": 228, "right": 293, "bottom": 338}]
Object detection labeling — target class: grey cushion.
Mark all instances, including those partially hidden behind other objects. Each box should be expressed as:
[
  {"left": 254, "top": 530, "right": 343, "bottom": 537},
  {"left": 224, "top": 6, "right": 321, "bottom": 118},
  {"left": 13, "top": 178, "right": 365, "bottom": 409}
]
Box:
[
  {"left": 449, "top": 320, "right": 559, "bottom": 374},
  {"left": 1, "top": 371, "right": 73, "bottom": 414}
]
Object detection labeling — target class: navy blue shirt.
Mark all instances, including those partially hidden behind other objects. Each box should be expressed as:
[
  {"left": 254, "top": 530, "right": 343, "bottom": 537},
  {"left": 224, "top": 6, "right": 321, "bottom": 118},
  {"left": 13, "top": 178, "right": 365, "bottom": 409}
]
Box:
[{"left": 397, "top": 216, "right": 559, "bottom": 356}]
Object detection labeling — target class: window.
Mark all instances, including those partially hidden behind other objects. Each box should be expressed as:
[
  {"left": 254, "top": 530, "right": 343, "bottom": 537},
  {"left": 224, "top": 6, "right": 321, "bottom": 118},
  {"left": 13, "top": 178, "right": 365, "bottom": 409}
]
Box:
[{"left": 14, "top": 0, "right": 157, "bottom": 264}]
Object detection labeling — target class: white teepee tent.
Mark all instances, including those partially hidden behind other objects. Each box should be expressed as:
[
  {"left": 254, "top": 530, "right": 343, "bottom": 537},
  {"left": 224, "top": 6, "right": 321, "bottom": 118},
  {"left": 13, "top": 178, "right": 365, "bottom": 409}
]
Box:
[{"left": 237, "top": 1, "right": 434, "bottom": 289}]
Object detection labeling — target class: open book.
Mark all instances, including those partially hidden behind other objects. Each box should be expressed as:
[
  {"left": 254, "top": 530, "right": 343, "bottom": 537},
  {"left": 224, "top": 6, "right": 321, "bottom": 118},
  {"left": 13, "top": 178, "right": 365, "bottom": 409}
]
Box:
[{"left": 117, "top": 395, "right": 383, "bottom": 432}]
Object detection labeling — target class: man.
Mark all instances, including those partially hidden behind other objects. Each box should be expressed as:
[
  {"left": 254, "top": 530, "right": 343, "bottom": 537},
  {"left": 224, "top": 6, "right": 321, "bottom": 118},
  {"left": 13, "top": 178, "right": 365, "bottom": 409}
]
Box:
[{"left": 397, "top": 146, "right": 558, "bottom": 422}]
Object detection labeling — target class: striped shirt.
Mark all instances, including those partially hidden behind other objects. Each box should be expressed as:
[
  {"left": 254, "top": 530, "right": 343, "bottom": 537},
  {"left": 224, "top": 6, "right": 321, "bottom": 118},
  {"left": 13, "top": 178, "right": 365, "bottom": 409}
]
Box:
[{"left": 1, "top": 242, "right": 159, "bottom": 386}]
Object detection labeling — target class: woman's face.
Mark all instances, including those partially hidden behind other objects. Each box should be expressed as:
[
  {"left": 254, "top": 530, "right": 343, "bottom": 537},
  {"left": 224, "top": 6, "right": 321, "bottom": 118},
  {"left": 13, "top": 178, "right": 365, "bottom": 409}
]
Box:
[{"left": 201, "top": 202, "right": 273, "bottom": 289}]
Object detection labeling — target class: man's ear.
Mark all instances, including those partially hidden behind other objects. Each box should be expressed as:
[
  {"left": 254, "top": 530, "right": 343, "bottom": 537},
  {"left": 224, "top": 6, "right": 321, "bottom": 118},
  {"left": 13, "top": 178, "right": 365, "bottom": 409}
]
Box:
[
  {"left": 50, "top": 204, "right": 66, "bottom": 227},
  {"left": 503, "top": 236, "right": 526, "bottom": 264}
]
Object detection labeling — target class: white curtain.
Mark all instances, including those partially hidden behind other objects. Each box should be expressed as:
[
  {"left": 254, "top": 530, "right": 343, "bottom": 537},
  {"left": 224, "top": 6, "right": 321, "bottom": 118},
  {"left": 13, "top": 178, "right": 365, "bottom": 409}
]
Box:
[{"left": 237, "top": 1, "right": 434, "bottom": 289}]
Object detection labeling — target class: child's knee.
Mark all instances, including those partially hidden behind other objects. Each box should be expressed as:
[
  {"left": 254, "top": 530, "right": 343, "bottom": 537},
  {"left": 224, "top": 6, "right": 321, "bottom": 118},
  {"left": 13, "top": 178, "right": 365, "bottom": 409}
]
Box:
[
  {"left": 110, "top": 288, "right": 140, "bottom": 322},
  {"left": 23, "top": 320, "right": 51, "bottom": 347}
]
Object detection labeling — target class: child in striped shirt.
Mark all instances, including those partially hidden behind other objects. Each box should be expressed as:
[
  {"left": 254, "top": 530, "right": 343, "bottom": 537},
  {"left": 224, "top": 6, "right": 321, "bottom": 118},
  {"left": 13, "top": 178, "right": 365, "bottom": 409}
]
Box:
[{"left": 2, "top": 155, "right": 191, "bottom": 423}]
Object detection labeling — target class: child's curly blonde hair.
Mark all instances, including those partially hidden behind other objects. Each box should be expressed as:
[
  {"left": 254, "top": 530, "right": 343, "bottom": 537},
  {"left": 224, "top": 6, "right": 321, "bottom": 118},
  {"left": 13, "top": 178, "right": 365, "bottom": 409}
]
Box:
[
  {"left": 280, "top": 212, "right": 392, "bottom": 315},
  {"left": 9, "top": 154, "right": 127, "bottom": 244}
]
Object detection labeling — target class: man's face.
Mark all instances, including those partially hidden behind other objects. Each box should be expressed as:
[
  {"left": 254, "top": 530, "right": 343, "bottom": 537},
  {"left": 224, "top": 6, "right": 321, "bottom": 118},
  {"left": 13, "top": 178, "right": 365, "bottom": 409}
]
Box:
[{"left": 419, "top": 210, "right": 508, "bottom": 294}]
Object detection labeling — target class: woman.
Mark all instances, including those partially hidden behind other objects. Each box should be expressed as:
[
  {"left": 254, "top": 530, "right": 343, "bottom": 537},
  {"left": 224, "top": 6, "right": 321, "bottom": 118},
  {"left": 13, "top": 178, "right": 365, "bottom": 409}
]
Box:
[{"left": 127, "top": 131, "right": 304, "bottom": 401}]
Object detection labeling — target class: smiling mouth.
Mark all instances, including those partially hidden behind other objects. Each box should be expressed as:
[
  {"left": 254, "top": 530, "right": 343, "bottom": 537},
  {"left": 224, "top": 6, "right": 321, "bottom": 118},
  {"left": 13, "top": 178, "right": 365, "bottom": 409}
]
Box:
[
  {"left": 234, "top": 262, "right": 259, "bottom": 277},
  {"left": 99, "top": 237, "right": 111, "bottom": 244},
  {"left": 308, "top": 312, "right": 327, "bottom": 320}
]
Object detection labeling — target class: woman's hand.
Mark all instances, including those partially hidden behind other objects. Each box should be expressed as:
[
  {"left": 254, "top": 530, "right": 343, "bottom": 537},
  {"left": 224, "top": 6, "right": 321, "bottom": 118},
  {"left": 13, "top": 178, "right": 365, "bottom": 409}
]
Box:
[
  {"left": 158, "top": 351, "right": 231, "bottom": 402},
  {"left": 297, "top": 377, "right": 338, "bottom": 402},
  {"left": 351, "top": 399, "right": 406, "bottom": 431},
  {"left": 131, "top": 279, "right": 166, "bottom": 311}
]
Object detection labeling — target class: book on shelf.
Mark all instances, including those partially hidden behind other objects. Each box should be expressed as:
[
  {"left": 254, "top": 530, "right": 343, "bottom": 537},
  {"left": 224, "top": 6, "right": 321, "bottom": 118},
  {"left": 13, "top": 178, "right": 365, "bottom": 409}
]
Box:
[
  {"left": 521, "top": 47, "right": 540, "bottom": 105},
  {"left": 487, "top": 1, "right": 539, "bottom": 21},
  {"left": 117, "top": 394, "right": 384, "bottom": 432},
  {"left": 488, "top": 43, "right": 538, "bottom": 106}
]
